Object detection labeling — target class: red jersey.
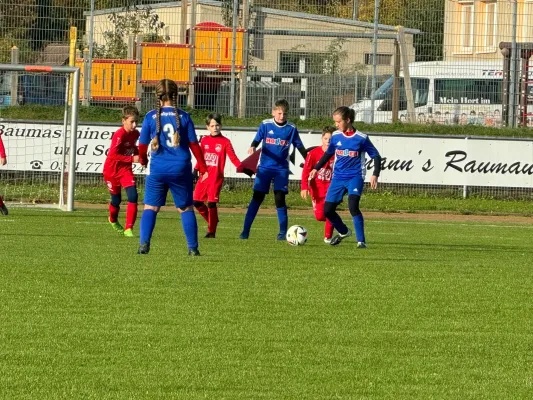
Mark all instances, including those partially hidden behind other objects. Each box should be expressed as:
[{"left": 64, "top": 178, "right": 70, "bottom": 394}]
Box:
[
  {"left": 196, "top": 134, "right": 241, "bottom": 181},
  {"left": 301, "top": 146, "right": 334, "bottom": 198},
  {"left": 103, "top": 127, "right": 139, "bottom": 177},
  {"left": 0, "top": 132, "right": 6, "bottom": 158}
]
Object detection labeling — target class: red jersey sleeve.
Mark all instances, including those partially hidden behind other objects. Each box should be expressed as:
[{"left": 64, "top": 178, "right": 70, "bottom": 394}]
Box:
[
  {"left": 107, "top": 128, "right": 134, "bottom": 163},
  {"left": 0, "top": 133, "right": 6, "bottom": 158},
  {"left": 301, "top": 149, "right": 316, "bottom": 191},
  {"left": 190, "top": 142, "right": 207, "bottom": 174},
  {"left": 224, "top": 138, "right": 241, "bottom": 169}
]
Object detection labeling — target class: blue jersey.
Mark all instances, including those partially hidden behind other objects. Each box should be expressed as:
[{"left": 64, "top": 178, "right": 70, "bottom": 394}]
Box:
[
  {"left": 326, "top": 130, "right": 380, "bottom": 180},
  {"left": 140, "top": 107, "right": 198, "bottom": 175},
  {"left": 253, "top": 119, "right": 303, "bottom": 170}
]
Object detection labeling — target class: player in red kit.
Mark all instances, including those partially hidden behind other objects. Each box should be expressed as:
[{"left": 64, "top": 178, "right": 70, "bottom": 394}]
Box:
[
  {"left": 301, "top": 126, "right": 336, "bottom": 243},
  {"left": 103, "top": 105, "right": 140, "bottom": 237},
  {"left": 0, "top": 130, "right": 8, "bottom": 215},
  {"left": 193, "top": 113, "right": 242, "bottom": 238}
]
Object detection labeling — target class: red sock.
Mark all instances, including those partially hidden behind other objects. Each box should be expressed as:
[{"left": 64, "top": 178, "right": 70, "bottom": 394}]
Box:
[
  {"left": 125, "top": 202, "right": 138, "bottom": 229},
  {"left": 208, "top": 206, "right": 219, "bottom": 234},
  {"left": 0, "top": 196, "right": 4, "bottom": 207},
  {"left": 109, "top": 203, "right": 120, "bottom": 223},
  {"left": 195, "top": 202, "right": 209, "bottom": 223},
  {"left": 325, "top": 219, "right": 334, "bottom": 239}
]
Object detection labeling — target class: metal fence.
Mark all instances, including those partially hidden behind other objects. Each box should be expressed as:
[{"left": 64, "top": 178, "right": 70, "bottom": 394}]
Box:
[{"left": 2, "top": 1, "right": 533, "bottom": 205}]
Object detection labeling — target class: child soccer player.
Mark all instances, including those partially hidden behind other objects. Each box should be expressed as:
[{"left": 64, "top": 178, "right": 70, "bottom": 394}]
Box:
[
  {"left": 193, "top": 113, "right": 242, "bottom": 238},
  {"left": 103, "top": 105, "right": 141, "bottom": 237},
  {"left": 240, "top": 99, "right": 308, "bottom": 240},
  {"left": 301, "top": 126, "right": 336, "bottom": 243},
  {"left": 0, "top": 131, "right": 8, "bottom": 215},
  {"left": 137, "top": 79, "right": 208, "bottom": 256},
  {"left": 309, "top": 106, "right": 382, "bottom": 248}
]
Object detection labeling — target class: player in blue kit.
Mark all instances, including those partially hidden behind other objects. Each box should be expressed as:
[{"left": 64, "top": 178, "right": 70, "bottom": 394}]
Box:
[
  {"left": 309, "top": 106, "right": 382, "bottom": 247},
  {"left": 240, "top": 99, "right": 308, "bottom": 240},
  {"left": 137, "top": 79, "right": 208, "bottom": 256}
]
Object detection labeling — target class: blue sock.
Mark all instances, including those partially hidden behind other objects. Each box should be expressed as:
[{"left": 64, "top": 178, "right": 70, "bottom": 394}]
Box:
[
  {"left": 139, "top": 209, "right": 157, "bottom": 245},
  {"left": 353, "top": 214, "right": 365, "bottom": 242},
  {"left": 181, "top": 209, "right": 198, "bottom": 250},
  {"left": 329, "top": 212, "right": 349, "bottom": 235},
  {"left": 242, "top": 198, "right": 260, "bottom": 234},
  {"left": 276, "top": 206, "right": 288, "bottom": 235}
]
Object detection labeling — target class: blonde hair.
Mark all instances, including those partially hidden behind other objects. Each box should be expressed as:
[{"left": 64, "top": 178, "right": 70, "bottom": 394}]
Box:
[{"left": 151, "top": 79, "right": 180, "bottom": 151}]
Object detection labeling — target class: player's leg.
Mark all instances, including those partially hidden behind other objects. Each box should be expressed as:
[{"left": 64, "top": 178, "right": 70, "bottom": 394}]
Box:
[
  {"left": 273, "top": 169, "right": 290, "bottom": 240},
  {"left": 205, "top": 179, "right": 223, "bottom": 238},
  {"left": 170, "top": 171, "right": 200, "bottom": 255},
  {"left": 123, "top": 185, "right": 138, "bottom": 237},
  {"left": 241, "top": 169, "right": 270, "bottom": 239},
  {"left": 206, "top": 202, "right": 218, "bottom": 238},
  {"left": 348, "top": 194, "right": 366, "bottom": 248},
  {"left": 193, "top": 180, "right": 209, "bottom": 223},
  {"left": 120, "top": 173, "right": 138, "bottom": 236},
  {"left": 0, "top": 195, "right": 8, "bottom": 215},
  {"left": 105, "top": 178, "right": 124, "bottom": 233},
  {"left": 274, "top": 190, "right": 288, "bottom": 240},
  {"left": 314, "top": 197, "right": 334, "bottom": 243},
  {"left": 138, "top": 175, "right": 165, "bottom": 254},
  {"left": 324, "top": 179, "right": 351, "bottom": 246},
  {"left": 347, "top": 177, "right": 366, "bottom": 247}
]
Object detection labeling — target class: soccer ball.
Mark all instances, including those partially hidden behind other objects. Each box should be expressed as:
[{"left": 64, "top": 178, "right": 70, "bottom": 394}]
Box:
[{"left": 286, "top": 225, "right": 308, "bottom": 246}]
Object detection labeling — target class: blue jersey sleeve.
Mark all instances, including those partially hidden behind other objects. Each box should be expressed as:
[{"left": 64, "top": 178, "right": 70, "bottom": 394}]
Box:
[
  {"left": 291, "top": 128, "right": 304, "bottom": 149},
  {"left": 253, "top": 123, "right": 266, "bottom": 145},
  {"left": 139, "top": 113, "right": 153, "bottom": 145},
  {"left": 362, "top": 137, "right": 380, "bottom": 159}
]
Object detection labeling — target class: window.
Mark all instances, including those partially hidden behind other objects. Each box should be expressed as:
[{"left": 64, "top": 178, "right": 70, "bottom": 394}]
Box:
[
  {"left": 460, "top": 2, "right": 474, "bottom": 51},
  {"left": 279, "top": 51, "right": 330, "bottom": 74},
  {"left": 483, "top": 1, "right": 497, "bottom": 49},
  {"left": 434, "top": 79, "right": 502, "bottom": 105},
  {"left": 364, "top": 53, "right": 392, "bottom": 66},
  {"left": 376, "top": 77, "right": 430, "bottom": 112}
]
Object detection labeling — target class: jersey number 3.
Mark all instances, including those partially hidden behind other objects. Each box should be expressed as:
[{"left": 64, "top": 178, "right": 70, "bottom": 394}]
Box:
[{"left": 163, "top": 123, "right": 176, "bottom": 147}]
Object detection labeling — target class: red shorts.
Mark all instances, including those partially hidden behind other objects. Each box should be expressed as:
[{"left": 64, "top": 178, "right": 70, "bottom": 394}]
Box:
[
  {"left": 104, "top": 170, "right": 136, "bottom": 195},
  {"left": 193, "top": 178, "right": 224, "bottom": 203}
]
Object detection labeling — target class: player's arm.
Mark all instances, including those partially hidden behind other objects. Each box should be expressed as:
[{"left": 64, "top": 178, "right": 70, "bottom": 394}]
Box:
[
  {"left": 138, "top": 117, "right": 152, "bottom": 166},
  {"left": 225, "top": 140, "right": 242, "bottom": 169},
  {"left": 107, "top": 129, "right": 135, "bottom": 163},
  {"left": 363, "top": 137, "right": 382, "bottom": 189},
  {"left": 300, "top": 151, "right": 314, "bottom": 199},
  {"left": 249, "top": 124, "right": 265, "bottom": 154},
  {"left": 292, "top": 129, "right": 307, "bottom": 159},
  {"left": 0, "top": 134, "right": 6, "bottom": 165},
  {"left": 186, "top": 118, "right": 208, "bottom": 175}
]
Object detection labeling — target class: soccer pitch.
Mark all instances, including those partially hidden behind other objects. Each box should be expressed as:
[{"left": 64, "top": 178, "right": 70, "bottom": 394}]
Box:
[{"left": 1, "top": 208, "right": 532, "bottom": 399}]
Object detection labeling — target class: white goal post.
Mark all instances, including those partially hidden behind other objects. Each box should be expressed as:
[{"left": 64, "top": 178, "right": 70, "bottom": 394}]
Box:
[{"left": 0, "top": 64, "right": 80, "bottom": 211}]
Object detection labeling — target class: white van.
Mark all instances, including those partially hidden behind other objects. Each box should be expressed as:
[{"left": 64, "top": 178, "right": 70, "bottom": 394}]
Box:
[{"left": 350, "top": 61, "right": 516, "bottom": 126}]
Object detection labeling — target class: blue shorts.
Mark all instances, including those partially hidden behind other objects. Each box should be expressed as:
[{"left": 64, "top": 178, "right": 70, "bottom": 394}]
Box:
[
  {"left": 144, "top": 171, "right": 193, "bottom": 208},
  {"left": 253, "top": 167, "right": 289, "bottom": 194},
  {"left": 325, "top": 176, "right": 364, "bottom": 204}
]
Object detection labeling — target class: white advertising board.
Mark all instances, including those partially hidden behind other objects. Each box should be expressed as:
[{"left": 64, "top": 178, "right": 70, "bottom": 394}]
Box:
[{"left": 1, "top": 121, "right": 533, "bottom": 188}]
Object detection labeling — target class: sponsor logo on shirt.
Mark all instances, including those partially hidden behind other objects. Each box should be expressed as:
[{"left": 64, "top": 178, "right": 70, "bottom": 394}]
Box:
[
  {"left": 265, "top": 137, "right": 288, "bottom": 146},
  {"left": 205, "top": 152, "right": 219, "bottom": 166},
  {"left": 335, "top": 149, "right": 359, "bottom": 157}
]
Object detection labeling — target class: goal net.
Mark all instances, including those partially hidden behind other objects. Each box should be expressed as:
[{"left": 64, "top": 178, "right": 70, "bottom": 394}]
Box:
[{"left": 0, "top": 64, "right": 80, "bottom": 211}]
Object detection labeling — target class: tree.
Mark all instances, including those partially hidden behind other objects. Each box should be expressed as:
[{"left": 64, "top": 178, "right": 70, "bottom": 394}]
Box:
[{"left": 93, "top": 5, "right": 165, "bottom": 59}]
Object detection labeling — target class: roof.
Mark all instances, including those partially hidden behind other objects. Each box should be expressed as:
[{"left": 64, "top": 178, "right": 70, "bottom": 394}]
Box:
[{"left": 84, "top": 0, "right": 420, "bottom": 35}]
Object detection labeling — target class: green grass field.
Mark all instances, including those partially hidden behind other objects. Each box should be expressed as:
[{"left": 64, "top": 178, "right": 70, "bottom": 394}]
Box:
[{"left": 1, "top": 208, "right": 532, "bottom": 399}]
